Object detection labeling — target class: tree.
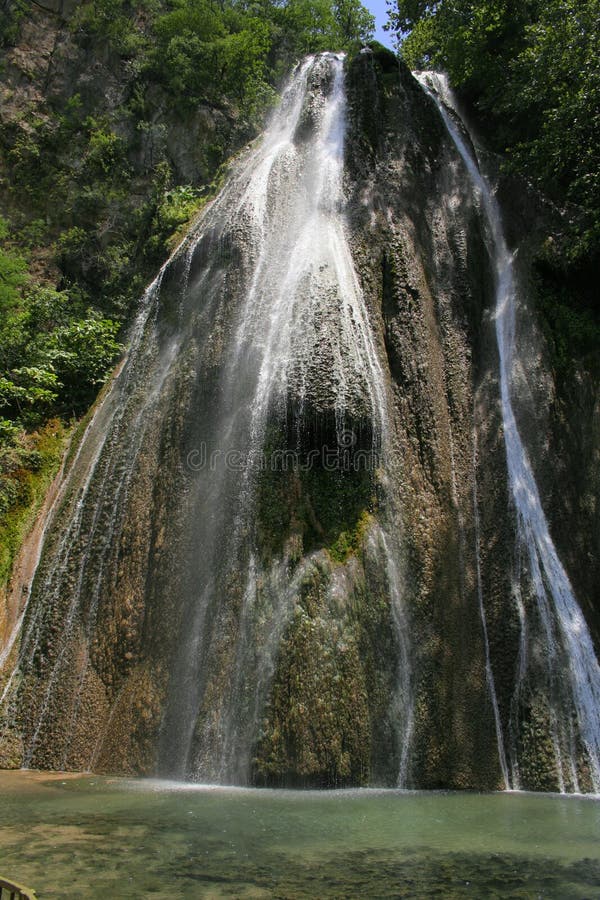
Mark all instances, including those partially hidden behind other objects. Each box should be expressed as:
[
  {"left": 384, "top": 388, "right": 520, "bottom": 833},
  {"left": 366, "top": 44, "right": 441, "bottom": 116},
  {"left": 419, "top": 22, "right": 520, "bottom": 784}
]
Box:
[
  {"left": 281, "top": 0, "right": 340, "bottom": 53},
  {"left": 0, "top": 218, "right": 27, "bottom": 313},
  {"left": 334, "top": 0, "right": 375, "bottom": 45},
  {"left": 387, "top": 0, "right": 600, "bottom": 260}
]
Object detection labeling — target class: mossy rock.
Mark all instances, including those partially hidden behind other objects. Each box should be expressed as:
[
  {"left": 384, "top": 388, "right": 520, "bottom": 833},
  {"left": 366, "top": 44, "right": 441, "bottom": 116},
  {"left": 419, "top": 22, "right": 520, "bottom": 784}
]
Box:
[{"left": 252, "top": 563, "right": 371, "bottom": 787}]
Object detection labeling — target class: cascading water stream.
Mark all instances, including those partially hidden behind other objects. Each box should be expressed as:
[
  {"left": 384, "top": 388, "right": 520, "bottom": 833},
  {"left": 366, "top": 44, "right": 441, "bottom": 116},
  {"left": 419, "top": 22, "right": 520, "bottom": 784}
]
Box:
[
  {"left": 157, "top": 53, "right": 405, "bottom": 782},
  {"left": 0, "top": 54, "right": 414, "bottom": 786},
  {"left": 0, "top": 260, "right": 171, "bottom": 747},
  {"left": 417, "top": 71, "right": 600, "bottom": 792},
  {"left": 5, "top": 51, "right": 596, "bottom": 792}
]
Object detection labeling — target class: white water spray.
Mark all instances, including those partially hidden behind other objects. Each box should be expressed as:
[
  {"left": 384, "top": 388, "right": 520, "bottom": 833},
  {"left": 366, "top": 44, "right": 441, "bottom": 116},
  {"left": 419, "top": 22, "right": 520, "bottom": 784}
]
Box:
[
  {"left": 154, "top": 53, "right": 411, "bottom": 781},
  {"left": 2, "top": 54, "right": 414, "bottom": 784}
]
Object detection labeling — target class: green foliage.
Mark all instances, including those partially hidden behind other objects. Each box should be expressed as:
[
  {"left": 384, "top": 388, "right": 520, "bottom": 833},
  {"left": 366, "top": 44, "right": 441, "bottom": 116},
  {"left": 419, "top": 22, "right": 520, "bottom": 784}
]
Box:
[
  {"left": 0, "top": 0, "right": 28, "bottom": 48},
  {"left": 152, "top": 0, "right": 228, "bottom": 100},
  {"left": 507, "top": 1, "right": 600, "bottom": 250},
  {"left": 156, "top": 184, "right": 202, "bottom": 232},
  {"left": 328, "top": 509, "right": 373, "bottom": 563},
  {"left": 0, "top": 219, "right": 122, "bottom": 421},
  {"left": 389, "top": 0, "right": 600, "bottom": 260},
  {"left": 334, "top": 0, "right": 376, "bottom": 45},
  {"left": 0, "top": 218, "right": 120, "bottom": 578},
  {"left": 70, "top": 0, "right": 151, "bottom": 56},
  {"left": 540, "top": 297, "right": 600, "bottom": 374},
  {"left": 533, "top": 258, "right": 600, "bottom": 376},
  {"left": 85, "top": 123, "right": 127, "bottom": 175},
  {"left": 151, "top": 183, "right": 208, "bottom": 253},
  {"left": 277, "top": 0, "right": 374, "bottom": 54},
  {"left": 38, "top": 316, "right": 122, "bottom": 405},
  {"left": 0, "top": 248, "right": 27, "bottom": 312},
  {"left": 0, "top": 420, "right": 68, "bottom": 589},
  {"left": 301, "top": 465, "right": 375, "bottom": 559},
  {"left": 0, "top": 218, "right": 28, "bottom": 313},
  {"left": 281, "top": 0, "right": 342, "bottom": 52},
  {"left": 0, "top": 368, "right": 60, "bottom": 412},
  {"left": 150, "top": 0, "right": 373, "bottom": 109}
]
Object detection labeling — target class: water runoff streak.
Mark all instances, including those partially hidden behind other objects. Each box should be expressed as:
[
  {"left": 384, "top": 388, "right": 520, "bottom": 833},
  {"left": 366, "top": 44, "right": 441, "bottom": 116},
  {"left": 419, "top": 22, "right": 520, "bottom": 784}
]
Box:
[{"left": 417, "top": 72, "right": 600, "bottom": 792}]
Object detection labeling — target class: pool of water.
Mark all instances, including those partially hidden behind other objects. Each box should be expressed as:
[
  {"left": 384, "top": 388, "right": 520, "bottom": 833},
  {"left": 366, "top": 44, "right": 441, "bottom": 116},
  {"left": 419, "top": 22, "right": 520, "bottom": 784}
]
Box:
[{"left": 0, "top": 771, "right": 599, "bottom": 897}]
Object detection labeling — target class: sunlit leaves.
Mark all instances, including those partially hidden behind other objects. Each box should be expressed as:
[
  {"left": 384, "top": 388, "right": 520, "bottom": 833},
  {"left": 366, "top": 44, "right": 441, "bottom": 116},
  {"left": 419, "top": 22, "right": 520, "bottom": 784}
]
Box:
[{"left": 388, "top": 0, "right": 600, "bottom": 257}]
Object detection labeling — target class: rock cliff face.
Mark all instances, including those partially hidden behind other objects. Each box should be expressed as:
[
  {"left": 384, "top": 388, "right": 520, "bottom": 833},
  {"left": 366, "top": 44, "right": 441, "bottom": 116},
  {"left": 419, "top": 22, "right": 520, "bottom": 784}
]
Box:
[
  {"left": 0, "top": 47, "right": 598, "bottom": 791},
  {"left": 344, "top": 52, "right": 504, "bottom": 789},
  {"left": 0, "top": 2, "right": 240, "bottom": 187}
]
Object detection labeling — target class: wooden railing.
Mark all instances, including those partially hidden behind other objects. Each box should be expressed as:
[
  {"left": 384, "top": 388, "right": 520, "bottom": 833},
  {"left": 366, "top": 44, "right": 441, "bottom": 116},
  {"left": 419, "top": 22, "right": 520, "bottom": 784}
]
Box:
[{"left": 0, "top": 877, "right": 38, "bottom": 900}]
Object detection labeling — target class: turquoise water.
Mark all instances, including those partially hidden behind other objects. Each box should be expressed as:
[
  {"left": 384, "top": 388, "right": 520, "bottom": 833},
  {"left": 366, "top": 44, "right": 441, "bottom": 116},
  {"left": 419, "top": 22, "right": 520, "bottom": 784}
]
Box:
[{"left": 0, "top": 772, "right": 599, "bottom": 898}]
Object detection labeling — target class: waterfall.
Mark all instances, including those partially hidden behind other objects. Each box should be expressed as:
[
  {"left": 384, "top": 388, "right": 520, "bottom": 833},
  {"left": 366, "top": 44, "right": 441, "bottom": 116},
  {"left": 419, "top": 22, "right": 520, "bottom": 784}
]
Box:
[
  {"left": 156, "top": 52, "right": 400, "bottom": 782},
  {"left": 0, "top": 53, "right": 414, "bottom": 785},
  {"left": 3, "top": 50, "right": 596, "bottom": 792},
  {"left": 417, "top": 71, "right": 600, "bottom": 792},
  {"left": 226, "top": 55, "right": 389, "bottom": 446}
]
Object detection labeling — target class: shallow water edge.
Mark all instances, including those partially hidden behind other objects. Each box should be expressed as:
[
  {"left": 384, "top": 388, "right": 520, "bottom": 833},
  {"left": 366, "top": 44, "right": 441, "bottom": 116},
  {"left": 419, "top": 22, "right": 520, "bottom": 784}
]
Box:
[{"left": 1, "top": 770, "right": 599, "bottom": 898}]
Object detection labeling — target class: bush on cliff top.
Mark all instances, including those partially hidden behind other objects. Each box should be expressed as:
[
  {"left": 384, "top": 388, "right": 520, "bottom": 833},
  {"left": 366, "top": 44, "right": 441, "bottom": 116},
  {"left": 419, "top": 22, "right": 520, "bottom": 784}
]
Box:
[{"left": 388, "top": 0, "right": 600, "bottom": 269}]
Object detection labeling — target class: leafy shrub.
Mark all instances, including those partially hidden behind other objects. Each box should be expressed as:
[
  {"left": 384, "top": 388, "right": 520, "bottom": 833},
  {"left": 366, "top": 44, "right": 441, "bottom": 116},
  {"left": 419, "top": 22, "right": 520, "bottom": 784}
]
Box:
[{"left": 389, "top": 0, "right": 600, "bottom": 261}]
